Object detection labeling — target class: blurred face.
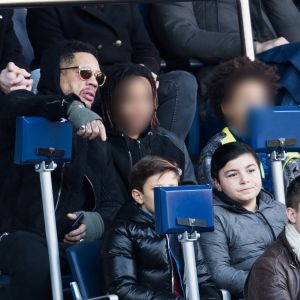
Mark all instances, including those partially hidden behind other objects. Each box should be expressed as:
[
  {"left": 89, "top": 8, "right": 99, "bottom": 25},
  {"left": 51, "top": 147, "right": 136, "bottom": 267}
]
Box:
[
  {"left": 214, "top": 153, "right": 262, "bottom": 210},
  {"left": 60, "top": 52, "right": 100, "bottom": 108},
  {"left": 287, "top": 204, "right": 300, "bottom": 234},
  {"left": 132, "top": 171, "right": 179, "bottom": 213},
  {"left": 221, "top": 79, "right": 271, "bottom": 133},
  {"left": 113, "top": 76, "right": 155, "bottom": 138}
]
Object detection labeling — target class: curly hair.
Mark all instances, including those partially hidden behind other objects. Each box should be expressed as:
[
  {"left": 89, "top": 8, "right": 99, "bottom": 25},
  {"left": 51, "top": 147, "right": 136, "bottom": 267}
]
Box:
[{"left": 208, "top": 57, "right": 280, "bottom": 120}]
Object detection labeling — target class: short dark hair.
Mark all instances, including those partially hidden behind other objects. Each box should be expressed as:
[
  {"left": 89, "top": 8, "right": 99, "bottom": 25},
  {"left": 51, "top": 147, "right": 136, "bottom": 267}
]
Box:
[
  {"left": 101, "top": 63, "right": 159, "bottom": 129},
  {"left": 286, "top": 176, "right": 300, "bottom": 211},
  {"left": 128, "top": 156, "right": 180, "bottom": 192},
  {"left": 59, "top": 40, "right": 98, "bottom": 67},
  {"left": 208, "top": 56, "right": 280, "bottom": 119},
  {"left": 211, "top": 142, "right": 260, "bottom": 180}
]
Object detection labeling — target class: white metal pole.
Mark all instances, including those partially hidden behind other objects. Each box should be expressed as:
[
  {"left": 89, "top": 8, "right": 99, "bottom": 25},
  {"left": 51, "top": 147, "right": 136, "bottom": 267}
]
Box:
[
  {"left": 179, "top": 231, "right": 200, "bottom": 300},
  {"left": 237, "top": 0, "right": 255, "bottom": 61},
  {"left": 36, "top": 161, "right": 63, "bottom": 300},
  {"left": 270, "top": 153, "right": 286, "bottom": 204}
]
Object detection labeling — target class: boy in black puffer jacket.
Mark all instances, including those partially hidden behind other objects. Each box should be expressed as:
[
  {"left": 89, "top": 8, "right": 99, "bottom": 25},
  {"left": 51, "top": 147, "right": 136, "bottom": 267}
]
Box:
[
  {"left": 101, "top": 156, "right": 220, "bottom": 300},
  {"left": 101, "top": 63, "right": 197, "bottom": 200}
]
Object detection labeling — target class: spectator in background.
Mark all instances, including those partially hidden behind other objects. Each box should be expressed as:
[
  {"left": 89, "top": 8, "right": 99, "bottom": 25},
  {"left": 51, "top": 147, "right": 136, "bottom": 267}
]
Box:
[
  {"left": 0, "top": 40, "right": 124, "bottom": 300},
  {"left": 0, "top": 9, "right": 32, "bottom": 95},
  {"left": 26, "top": 5, "right": 197, "bottom": 140},
  {"left": 198, "top": 57, "right": 280, "bottom": 189},
  {"left": 101, "top": 156, "right": 221, "bottom": 300},
  {"left": 200, "top": 142, "right": 287, "bottom": 299},
  {"left": 245, "top": 176, "right": 300, "bottom": 300},
  {"left": 152, "top": 0, "right": 300, "bottom": 64},
  {"left": 101, "top": 64, "right": 196, "bottom": 200},
  {"left": 151, "top": 0, "right": 300, "bottom": 141},
  {"left": 198, "top": 56, "right": 300, "bottom": 191}
]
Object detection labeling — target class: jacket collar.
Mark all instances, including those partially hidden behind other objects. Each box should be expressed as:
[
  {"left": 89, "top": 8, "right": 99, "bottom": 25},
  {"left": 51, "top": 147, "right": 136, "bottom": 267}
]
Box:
[
  {"left": 80, "top": 6, "right": 121, "bottom": 37},
  {"left": 278, "top": 230, "right": 300, "bottom": 268},
  {"left": 117, "top": 201, "right": 155, "bottom": 228},
  {"left": 107, "top": 126, "right": 155, "bottom": 140},
  {"left": 213, "top": 189, "right": 275, "bottom": 213}
]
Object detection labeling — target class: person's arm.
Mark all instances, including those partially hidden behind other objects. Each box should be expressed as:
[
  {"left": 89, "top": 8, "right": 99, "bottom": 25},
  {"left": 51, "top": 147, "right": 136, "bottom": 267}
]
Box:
[
  {"left": 0, "top": 90, "right": 105, "bottom": 146},
  {"left": 200, "top": 217, "right": 248, "bottom": 295},
  {"left": 245, "top": 257, "right": 291, "bottom": 300},
  {"left": 102, "top": 227, "right": 182, "bottom": 300},
  {"left": 26, "top": 8, "right": 66, "bottom": 67},
  {"left": 130, "top": 4, "right": 161, "bottom": 74},
  {"left": 262, "top": 0, "right": 300, "bottom": 42},
  {"left": 0, "top": 10, "right": 28, "bottom": 71},
  {"left": 151, "top": 2, "right": 242, "bottom": 62}
]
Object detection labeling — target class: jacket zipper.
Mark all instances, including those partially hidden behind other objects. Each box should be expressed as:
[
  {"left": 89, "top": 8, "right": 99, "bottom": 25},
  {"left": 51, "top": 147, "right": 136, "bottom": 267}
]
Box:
[
  {"left": 55, "top": 163, "right": 66, "bottom": 212},
  {"left": 166, "top": 234, "right": 175, "bottom": 293},
  {"left": 85, "top": 175, "right": 97, "bottom": 210}
]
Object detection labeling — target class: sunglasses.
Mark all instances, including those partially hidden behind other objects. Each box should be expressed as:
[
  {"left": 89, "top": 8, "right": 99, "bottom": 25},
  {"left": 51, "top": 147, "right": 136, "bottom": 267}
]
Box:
[{"left": 60, "top": 65, "right": 107, "bottom": 86}]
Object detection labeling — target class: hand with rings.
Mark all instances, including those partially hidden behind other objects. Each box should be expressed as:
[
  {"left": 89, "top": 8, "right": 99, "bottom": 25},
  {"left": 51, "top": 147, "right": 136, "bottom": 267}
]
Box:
[{"left": 77, "top": 119, "right": 107, "bottom": 141}]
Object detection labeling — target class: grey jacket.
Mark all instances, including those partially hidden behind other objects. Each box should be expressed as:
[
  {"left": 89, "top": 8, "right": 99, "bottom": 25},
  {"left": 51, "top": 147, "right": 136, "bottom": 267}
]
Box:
[
  {"left": 200, "top": 190, "right": 287, "bottom": 297},
  {"left": 151, "top": 0, "right": 300, "bottom": 62}
]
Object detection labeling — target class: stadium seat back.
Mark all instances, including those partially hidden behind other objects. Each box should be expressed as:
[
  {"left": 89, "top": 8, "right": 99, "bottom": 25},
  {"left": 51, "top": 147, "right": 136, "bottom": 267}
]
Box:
[{"left": 66, "top": 240, "right": 103, "bottom": 300}]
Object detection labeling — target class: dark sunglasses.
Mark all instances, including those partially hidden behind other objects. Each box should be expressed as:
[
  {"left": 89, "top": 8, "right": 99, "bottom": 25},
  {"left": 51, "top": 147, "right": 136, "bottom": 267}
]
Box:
[{"left": 60, "top": 65, "right": 106, "bottom": 86}]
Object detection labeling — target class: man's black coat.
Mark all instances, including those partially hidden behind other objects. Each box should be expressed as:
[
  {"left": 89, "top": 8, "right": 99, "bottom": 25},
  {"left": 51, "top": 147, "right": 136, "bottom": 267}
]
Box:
[{"left": 27, "top": 5, "right": 161, "bottom": 73}]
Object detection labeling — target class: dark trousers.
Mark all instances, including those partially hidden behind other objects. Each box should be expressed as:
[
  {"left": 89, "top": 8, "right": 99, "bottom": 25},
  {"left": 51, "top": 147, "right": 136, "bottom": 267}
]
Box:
[
  {"left": 157, "top": 71, "right": 197, "bottom": 140},
  {"left": 0, "top": 231, "right": 69, "bottom": 300}
]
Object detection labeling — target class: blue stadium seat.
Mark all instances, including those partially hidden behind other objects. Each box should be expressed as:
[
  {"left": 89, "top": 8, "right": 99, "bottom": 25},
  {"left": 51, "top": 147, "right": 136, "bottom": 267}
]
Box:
[{"left": 66, "top": 240, "right": 118, "bottom": 300}]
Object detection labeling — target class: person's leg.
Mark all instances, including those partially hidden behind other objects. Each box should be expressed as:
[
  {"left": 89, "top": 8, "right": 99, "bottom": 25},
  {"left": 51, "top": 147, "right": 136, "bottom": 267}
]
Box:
[
  {"left": 157, "top": 71, "right": 198, "bottom": 140},
  {"left": 0, "top": 231, "right": 67, "bottom": 300}
]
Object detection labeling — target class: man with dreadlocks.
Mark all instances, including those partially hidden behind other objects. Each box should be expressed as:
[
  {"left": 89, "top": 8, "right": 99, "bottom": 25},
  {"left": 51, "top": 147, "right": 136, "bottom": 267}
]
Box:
[{"left": 101, "top": 63, "right": 197, "bottom": 199}]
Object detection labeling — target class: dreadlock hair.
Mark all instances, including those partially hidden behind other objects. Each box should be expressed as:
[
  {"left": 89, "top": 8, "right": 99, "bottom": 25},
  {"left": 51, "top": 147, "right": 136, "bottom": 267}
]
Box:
[
  {"left": 208, "top": 56, "right": 280, "bottom": 120},
  {"left": 101, "top": 63, "right": 159, "bottom": 129}
]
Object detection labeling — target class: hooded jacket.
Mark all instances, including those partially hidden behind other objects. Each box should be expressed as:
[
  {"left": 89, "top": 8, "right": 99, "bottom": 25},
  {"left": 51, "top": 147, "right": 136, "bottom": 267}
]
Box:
[
  {"left": 101, "top": 201, "right": 221, "bottom": 300},
  {"left": 0, "top": 42, "right": 124, "bottom": 240},
  {"left": 199, "top": 190, "right": 287, "bottom": 297},
  {"left": 107, "top": 126, "right": 197, "bottom": 199},
  {"left": 245, "top": 229, "right": 300, "bottom": 300}
]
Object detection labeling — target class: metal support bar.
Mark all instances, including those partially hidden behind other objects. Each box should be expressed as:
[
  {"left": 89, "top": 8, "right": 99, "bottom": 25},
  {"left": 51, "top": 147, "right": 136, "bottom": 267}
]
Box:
[
  {"left": 36, "top": 161, "right": 63, "bottom": 300},
  {"left": 178, "top": 231, "right": 200, "bottom": 300},
  {"left": 237, "top": 0, "right": 255, "bottom": 61},
  {"left": 270, "top": 151, "right": 286, "bottom": 204}
]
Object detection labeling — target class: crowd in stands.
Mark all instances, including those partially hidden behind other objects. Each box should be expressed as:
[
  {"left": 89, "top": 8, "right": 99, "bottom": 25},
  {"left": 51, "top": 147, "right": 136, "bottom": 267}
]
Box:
[{"left": 1, "top": 1, "right": 300, "bottom": 299}]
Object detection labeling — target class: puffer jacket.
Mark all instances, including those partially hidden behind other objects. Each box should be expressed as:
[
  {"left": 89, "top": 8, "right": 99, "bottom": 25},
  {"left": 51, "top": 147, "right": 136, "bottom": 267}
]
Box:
[
  {"left": 101, "top": 201, "right": 221, "bottom": 300},
  {"left": 200, "top": 190, "right": 287, "bottom": 297},
  {"left": 152, "top": 0, "right": 300, "bottom": 62},
  {"left": 245, "top": 229, "right": 300, "bottom": 300},
  {"left": 107, "top": 126, "right": 197, "bottom": 199}
]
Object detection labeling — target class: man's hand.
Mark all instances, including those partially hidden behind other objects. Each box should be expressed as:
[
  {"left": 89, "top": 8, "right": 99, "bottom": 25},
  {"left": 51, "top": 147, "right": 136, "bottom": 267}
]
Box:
[
  {"left": 256, "top": 37, "right": 289, "bottom": 54},
  {"left": 0, "top": 62, "right": 32, "bottom": 94},
  {"left": 63, "top": 213, "right": 87, "bottom": 244},
  {"left": 77, "top": 119, "right": 107, "bottom": 141}
]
